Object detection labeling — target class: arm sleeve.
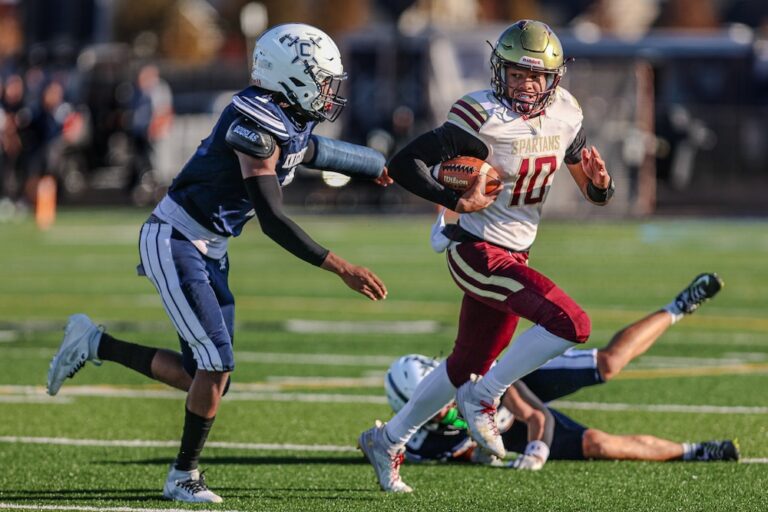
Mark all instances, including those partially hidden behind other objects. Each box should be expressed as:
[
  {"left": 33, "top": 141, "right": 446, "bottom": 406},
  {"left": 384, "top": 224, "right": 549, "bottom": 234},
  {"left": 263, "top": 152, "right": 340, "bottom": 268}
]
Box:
[
  {"left": 564, "top": 126, "right": 586, "bottom": 164},
  {"left": 511, "top": 381, "right": 555, "bottom": 447},
  {"left": 243, "top": 175, "right": 329, "bottom": 266},
  {"left": 387, "top": 122, "right": 489, "bottom": 210}
]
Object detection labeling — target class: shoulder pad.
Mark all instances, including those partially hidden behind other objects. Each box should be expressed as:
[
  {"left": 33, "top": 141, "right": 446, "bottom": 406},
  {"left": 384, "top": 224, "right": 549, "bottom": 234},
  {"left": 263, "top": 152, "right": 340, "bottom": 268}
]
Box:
[
  {"left": 231, "top": 93, "right": 290, "bottom": 140},
  {"left": 225, "top": 116, "right": 276, "bottom": 159},
  {"left": 447, "top": 93, "right": 491, "bottom": 132}
]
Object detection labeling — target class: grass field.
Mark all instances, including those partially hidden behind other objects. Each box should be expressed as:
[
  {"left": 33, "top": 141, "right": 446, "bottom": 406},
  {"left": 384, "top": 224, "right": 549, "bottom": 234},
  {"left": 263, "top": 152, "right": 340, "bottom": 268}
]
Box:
[{"left": 1, "top": 209, "right": 767, "bottom": 511}]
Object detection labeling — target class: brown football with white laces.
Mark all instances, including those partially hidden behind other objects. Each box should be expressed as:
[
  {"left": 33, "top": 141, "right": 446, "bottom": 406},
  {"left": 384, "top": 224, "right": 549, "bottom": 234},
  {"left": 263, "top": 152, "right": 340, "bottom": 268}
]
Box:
[{"left": 434, "top": 156, "right": 502, "bottom": 194}]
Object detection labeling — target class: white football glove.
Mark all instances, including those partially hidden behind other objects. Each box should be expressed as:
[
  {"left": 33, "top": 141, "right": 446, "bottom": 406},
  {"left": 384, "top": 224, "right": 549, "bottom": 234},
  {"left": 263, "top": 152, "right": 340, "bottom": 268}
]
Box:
[
  {"left": 430, "top": 208, "right": 451, "bottom": 253},
  {"left": 509, "top": 440, "right": 549, "bottom": 471}
]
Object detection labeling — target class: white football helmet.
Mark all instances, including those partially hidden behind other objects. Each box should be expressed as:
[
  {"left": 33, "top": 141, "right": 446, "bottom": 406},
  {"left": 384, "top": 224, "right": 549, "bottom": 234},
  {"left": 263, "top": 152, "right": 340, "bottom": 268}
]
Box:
[
  {"left": 385, "top": 354, "right": 440, "bottom": 413},
  {"left": 251, "top": 23, "right": 347, "bottom": 122}
]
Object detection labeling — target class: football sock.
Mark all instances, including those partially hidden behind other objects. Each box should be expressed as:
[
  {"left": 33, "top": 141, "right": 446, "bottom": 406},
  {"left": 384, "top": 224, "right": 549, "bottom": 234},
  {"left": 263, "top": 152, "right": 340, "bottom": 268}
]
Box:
[
  {"left": 662, "top": 303, "right": 684, "bottom": 324},
  {"left": 384, "top": 362, "right": 455, "bottom": 448},
  {"left": 475, "top": 325, "right": 577, "bottom": 403},
  {"left": 682, "top": 442, "right": 698, "bottom": 461},
  {"left": 97, "top": 333, "right": 158, "bottom": 379},
  {"left": 175, "top": 408, "right": 215, "bottom": 471}
]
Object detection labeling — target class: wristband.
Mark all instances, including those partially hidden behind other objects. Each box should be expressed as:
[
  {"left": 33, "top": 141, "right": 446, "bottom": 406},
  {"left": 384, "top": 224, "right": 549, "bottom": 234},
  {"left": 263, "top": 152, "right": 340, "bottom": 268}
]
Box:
[{"left": 586, "top": 178, "right": 615, "bottom": 204}]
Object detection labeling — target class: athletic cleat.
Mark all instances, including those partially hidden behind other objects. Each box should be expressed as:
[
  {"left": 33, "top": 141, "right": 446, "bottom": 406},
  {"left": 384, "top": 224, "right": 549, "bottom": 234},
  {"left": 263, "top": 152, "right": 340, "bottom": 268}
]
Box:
[
  {"left": 694, "top": 440, "right": 740, "bottom": 462},
  {"left": 675, "top": 273, "right": 723, "bottom": 315},
  {"left": 46, "top": 314, "right": 103, "bottom": 396},
  {"left": 455, "top": 375, "right": 506, "bottom": 459},
  {"left": 358, "top": 421, "right": 412, "bottom": 493},
  {"left": 163, "top": 466, "right": 223, "bottom": 503}
]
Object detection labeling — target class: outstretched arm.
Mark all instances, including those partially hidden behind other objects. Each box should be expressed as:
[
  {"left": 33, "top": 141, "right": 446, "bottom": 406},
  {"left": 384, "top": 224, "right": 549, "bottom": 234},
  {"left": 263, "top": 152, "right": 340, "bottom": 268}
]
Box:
[{"left": 236, "top": 149, "right": 387, "bottom": 301}]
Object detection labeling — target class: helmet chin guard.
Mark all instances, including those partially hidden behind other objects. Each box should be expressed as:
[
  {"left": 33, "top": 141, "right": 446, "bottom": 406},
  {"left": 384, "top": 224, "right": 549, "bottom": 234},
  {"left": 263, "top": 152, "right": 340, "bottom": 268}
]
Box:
[{"left": 251, "top": 23, "right": 347, "bottom": 122}]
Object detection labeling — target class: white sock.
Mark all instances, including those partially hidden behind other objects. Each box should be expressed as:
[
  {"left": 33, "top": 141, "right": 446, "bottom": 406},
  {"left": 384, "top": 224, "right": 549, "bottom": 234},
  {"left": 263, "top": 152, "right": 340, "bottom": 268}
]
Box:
[
  {"left": 681, "top": 442, "right": 698, "bottom": 461},
  {"left": 475, "top": 325, "right": 577, "bottom": 402},
  {"left": 384, "top": 362, "right": 456, "bottom": 447},
  {"left": 663, "top": 303, "right": 684, "bottom": 324}
]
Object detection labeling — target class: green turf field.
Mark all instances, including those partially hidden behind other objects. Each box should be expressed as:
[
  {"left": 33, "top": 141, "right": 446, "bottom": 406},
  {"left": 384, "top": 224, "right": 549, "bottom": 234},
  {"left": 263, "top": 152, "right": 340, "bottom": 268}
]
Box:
[{"left": 1, "top": 209, "right": 767, "bottom": 511}]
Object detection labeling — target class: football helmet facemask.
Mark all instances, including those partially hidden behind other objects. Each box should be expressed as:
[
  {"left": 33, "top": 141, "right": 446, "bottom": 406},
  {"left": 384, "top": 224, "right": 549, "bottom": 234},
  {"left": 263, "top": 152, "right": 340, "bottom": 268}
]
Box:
[
  {"left": 384, "top": 354, "right": 440, "bottom": 413},
  {"left": 251, "top": 23, "right": 347, "bottom": 122},
  {"left": 489, "top": 19, "right": 566, "bottom": 117}
]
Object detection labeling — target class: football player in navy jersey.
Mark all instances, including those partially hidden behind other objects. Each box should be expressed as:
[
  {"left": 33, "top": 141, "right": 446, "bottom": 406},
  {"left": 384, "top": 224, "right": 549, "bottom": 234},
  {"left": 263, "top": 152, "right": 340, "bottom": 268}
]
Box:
[
  {"left": 385, "top": 273, "right": 738, "bottom": 470},
  {"left": 46, "top": 23, "right": 392, "bottom": 503}
]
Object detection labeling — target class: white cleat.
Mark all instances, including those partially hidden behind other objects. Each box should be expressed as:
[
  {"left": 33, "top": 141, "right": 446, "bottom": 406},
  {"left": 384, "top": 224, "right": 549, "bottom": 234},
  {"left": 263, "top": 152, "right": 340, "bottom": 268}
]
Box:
[
  {"left": 455, "top": 375, "right": 506, "bottom": 459},
  {"left": 163, "top": 466, "right": 223, "bottom": 503},
  {"left": 358, "top": 421, "right": 413, "bottom": 493},
  {"left": 46, "top": 314, "right": 103, "bottom": 396}
]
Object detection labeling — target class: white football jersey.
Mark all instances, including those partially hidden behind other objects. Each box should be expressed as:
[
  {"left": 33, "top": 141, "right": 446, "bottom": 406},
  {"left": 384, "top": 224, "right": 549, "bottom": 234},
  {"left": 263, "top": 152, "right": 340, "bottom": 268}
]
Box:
[{"left": 447, "top": 87, "right": 583, "bottom": 251}]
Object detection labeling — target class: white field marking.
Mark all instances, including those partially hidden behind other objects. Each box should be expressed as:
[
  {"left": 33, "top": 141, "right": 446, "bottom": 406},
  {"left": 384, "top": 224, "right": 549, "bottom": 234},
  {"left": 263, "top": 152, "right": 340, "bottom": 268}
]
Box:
[
  {"left": 1, "top": 437, "right": 765, "bottom": 465},
  {"left": 0, "top": 396, "right": 73, "bottom": 404},
  {"left": 0, "top": 502, "right": 244, "bottom": 512},
  {"left": 0, "top": 330, "right": 18, "bottom": 342},
  {"left": 632, "top": 355, "right": 768, "bottom": 368},
  {"left": 283, "top": 319, "right": 440, "bottom": 334},
  {"left": 3, "top": 384, "right": 768, "bottom": 414},
  {"left": 0, "top": 385, "right": 389, "bottom": 404},
  {"left": 12, "top": 345, "right": 768, "bottom": 370},
  {"left": 550, "top": 400, "right": 768, "bottom": 415},
  {"left": 0, "top": 436, "right": 357, "bottom": 453}
]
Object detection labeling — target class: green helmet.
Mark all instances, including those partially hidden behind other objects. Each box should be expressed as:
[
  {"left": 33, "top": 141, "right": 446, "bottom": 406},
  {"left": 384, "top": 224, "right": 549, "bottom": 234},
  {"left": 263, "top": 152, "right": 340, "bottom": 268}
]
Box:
[{"left": 490, "top": 20, "right": 566, "bottom": 116}]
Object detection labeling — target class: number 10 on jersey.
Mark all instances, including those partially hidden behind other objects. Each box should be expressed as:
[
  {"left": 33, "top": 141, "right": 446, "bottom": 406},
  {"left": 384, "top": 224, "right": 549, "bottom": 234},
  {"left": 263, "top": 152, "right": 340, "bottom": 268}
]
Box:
[{"left": 508, "top": 155, "right": 557, "bottom": 207}]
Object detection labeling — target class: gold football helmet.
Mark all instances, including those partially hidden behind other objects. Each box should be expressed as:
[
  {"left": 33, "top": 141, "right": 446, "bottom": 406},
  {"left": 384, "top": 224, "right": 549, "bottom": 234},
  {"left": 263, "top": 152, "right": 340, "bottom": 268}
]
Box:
[{"left": 490, "top": 20, "right": 567, "bottom": 116}]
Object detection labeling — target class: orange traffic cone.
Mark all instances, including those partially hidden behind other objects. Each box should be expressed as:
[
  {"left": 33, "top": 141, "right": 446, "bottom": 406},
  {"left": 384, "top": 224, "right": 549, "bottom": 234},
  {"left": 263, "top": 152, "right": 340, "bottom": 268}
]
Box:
[{"left": 36, "top": 175, "right": 57, "bottom": 230}]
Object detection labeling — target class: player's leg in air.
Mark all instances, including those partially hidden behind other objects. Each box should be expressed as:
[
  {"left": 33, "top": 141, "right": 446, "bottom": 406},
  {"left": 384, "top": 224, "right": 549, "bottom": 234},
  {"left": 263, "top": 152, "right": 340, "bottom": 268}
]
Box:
[{"left": 596, "top": 272, "right": 723, "bottom": 380}]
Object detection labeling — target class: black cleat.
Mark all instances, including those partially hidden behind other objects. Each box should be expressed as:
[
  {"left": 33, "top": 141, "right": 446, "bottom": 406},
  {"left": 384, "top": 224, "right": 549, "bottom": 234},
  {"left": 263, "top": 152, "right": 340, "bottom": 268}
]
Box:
[
  {"left": 694, "top": 440, "right": 740, "bottom": 462},
  {"left": 675, "top": 273, "right": 724, "bottom": 314}
]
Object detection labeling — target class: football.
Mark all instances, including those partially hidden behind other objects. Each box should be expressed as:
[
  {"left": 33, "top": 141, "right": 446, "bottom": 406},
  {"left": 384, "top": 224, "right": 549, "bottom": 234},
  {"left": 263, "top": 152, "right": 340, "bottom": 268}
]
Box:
[{"left": 433, "top": 156, "right": 502, "bottom": 194}]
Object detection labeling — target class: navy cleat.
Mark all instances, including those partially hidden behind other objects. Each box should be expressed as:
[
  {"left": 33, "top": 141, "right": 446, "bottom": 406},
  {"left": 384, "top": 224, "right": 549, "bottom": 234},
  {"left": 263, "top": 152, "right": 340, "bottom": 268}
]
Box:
[
  {"left": 694, "top": 440, "right": 740, "bottom": 462},
  {"left": 674, "top": 273, "right": 723, "bottom": 315}
]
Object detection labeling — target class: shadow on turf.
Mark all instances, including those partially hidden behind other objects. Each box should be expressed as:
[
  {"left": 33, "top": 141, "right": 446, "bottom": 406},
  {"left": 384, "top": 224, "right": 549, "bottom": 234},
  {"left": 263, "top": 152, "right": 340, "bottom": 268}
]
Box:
[{"left": 108, "top": 455, "right": 368, "bottom": 466}]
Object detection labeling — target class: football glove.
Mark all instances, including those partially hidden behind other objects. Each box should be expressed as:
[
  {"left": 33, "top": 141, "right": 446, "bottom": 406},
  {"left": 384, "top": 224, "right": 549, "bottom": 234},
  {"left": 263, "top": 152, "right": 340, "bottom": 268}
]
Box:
[{"left": 509, "top": 440, "right": 549, "bottom": 471}]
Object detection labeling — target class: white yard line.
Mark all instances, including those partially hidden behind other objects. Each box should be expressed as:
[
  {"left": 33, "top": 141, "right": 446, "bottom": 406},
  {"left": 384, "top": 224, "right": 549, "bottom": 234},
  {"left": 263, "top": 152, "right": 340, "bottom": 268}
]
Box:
[
  {"left": 0, "top": 436, "right": 357, "bottom": 452},
  {"left": 0, "top": 437, "right": 765, "bottom": 465},
  {"left": 0, "top": 502, "right": 243, "bottom": 512},
  {"left": 3, "top": 384, "right": 768, "bottom": 413}
]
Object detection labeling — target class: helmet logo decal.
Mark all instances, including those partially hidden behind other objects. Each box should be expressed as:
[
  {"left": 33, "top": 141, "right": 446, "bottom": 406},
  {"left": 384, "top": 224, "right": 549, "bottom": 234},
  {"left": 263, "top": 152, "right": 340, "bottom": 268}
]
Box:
[
  {"left": 280, "top": 33, "right": 323, "bottom": 65},
  {"left": 519, "top": 55, "right": 544, "bottom": 67}
]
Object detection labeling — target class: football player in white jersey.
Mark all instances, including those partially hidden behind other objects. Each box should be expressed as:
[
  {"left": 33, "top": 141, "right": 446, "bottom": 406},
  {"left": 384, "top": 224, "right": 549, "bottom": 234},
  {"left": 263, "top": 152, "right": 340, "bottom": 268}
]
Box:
[{"left": 359, "top": 20, "right": 617, "bottom": 492}]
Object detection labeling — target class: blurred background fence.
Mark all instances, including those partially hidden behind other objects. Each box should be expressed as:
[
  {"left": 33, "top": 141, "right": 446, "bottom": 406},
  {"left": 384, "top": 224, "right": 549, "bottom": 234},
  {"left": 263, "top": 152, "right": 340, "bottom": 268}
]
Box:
[{"left": 2, "top": 0, "right": 768, "bottom": 219}]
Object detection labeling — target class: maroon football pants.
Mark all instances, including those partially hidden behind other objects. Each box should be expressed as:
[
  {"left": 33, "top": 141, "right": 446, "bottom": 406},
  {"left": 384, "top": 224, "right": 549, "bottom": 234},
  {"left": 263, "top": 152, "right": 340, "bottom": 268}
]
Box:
[{"left": 444, "top": 241, "right": 590, "bottom": 386}]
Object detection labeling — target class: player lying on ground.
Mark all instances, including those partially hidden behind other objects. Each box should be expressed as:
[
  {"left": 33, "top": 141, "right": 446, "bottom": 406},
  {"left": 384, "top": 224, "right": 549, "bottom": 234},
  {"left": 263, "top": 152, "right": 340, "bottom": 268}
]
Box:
[{"left": 384, "top": 273, "right": 738, "bottom": 469}]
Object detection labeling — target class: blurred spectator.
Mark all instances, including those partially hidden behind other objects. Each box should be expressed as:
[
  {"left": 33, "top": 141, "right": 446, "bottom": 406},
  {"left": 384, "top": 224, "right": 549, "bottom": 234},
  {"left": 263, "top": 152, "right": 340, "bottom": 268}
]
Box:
[
  {"left": 655, "top": 0, "right": 720, "bottom": 30},
  {"left": 127, "top": 64, "right": 173, "bottom": 192},
  {"left": 1, "top": 74, "right": 27, "bottom": 202}
]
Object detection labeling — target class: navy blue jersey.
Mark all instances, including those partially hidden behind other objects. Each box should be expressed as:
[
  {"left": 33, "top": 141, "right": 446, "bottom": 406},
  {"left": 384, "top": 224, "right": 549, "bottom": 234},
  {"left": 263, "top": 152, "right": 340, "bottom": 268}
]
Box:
[
  {"left": 167, "top": 86, "right": 316, "bottom": 237},
  {"left": 404, "top": 424, "right": 474, "bottom": 463}
]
